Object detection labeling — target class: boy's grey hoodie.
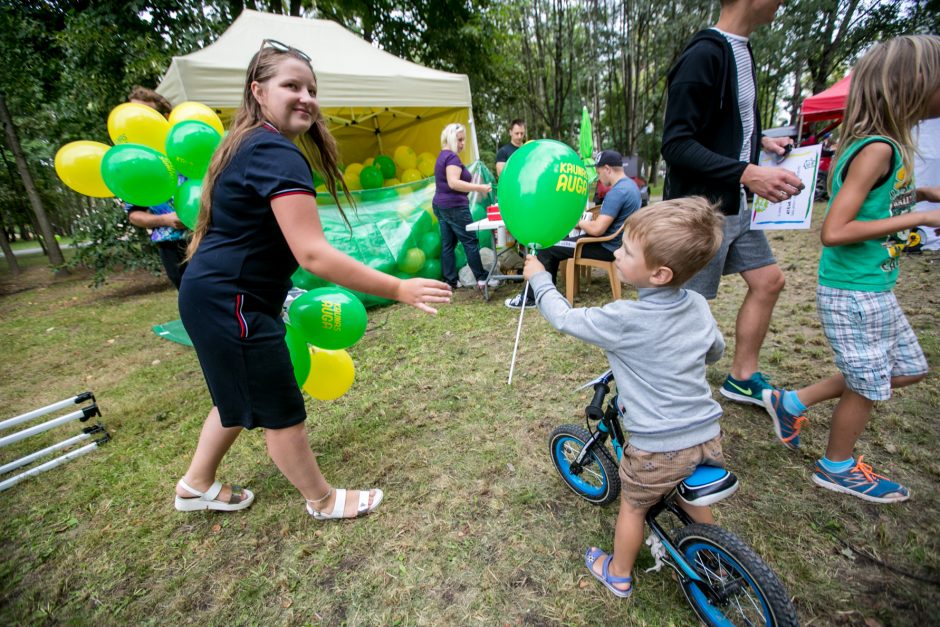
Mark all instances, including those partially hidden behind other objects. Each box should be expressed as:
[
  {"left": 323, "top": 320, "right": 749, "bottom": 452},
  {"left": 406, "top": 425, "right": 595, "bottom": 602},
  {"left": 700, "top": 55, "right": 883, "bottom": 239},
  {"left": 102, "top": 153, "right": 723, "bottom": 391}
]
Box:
[{"left": 529, "top": 272, "right": 724, "bottom": 453}]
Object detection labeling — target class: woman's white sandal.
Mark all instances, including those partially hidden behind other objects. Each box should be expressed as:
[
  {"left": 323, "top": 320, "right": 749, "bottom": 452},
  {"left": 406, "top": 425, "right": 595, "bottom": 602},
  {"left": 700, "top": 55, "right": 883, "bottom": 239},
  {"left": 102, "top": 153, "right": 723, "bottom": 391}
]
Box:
[
  {"left": 306, "top": 487, "right": 383, "bottom": 520},
  {"left": 174, "top": 478, "right": 255, "bottom": 512}
]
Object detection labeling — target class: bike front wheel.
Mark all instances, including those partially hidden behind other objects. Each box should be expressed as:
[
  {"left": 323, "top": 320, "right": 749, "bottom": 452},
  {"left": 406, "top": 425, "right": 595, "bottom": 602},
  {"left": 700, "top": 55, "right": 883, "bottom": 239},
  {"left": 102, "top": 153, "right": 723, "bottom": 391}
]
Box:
[
  {"left": 675, "top": 523, "right": 798, "bottom": 627},
  {"left": 548, "top": 424, "right": 620, "bottom": 505}
]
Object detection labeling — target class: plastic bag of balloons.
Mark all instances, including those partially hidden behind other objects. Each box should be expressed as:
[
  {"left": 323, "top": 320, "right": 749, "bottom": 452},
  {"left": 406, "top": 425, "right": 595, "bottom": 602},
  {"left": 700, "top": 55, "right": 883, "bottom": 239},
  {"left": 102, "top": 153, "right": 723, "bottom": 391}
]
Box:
[{"left": 293, "top": 177, "right": 444, "bottom": 309}]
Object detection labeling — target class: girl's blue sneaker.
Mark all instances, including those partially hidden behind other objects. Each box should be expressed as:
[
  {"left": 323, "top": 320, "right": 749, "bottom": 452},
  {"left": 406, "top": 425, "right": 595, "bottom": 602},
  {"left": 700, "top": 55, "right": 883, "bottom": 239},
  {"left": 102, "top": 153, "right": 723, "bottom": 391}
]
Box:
[
  {"left": 812, "top": 457, "right": 910, "bottom": 503},
  {"left": 762, "top": 389, "right": 808, "bottom": 449}
]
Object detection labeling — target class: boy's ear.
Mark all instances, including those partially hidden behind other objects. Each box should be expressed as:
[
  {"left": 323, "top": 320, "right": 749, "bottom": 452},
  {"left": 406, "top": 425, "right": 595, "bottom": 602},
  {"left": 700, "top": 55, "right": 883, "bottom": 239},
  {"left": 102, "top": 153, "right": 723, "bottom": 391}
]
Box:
[{"left": 649, "top": 265, "right": 673, "bottom": 287}]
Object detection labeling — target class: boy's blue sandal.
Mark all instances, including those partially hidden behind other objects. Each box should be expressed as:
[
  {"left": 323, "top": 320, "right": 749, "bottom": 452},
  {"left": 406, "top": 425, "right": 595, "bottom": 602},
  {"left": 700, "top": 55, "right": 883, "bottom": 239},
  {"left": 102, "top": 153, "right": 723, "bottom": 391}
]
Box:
[
  {"left": 584, "top": 547, "right": 633, "bottom": 598},
  {"left": 812, "top": 457, "right": 910, "bottom": 504},
  {"left": 762, "top": 389, "right": 808, "bottom": 449},
  {"left": 720, "top": 372, "right": 772, "bottom": 407}
]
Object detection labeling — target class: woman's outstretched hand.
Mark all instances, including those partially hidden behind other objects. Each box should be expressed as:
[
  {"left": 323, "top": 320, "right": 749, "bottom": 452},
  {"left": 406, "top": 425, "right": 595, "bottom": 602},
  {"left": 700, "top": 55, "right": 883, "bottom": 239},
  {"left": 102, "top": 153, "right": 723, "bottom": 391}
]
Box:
[{"left": 396, "top": 278, "right": 453, "bottom": 314}]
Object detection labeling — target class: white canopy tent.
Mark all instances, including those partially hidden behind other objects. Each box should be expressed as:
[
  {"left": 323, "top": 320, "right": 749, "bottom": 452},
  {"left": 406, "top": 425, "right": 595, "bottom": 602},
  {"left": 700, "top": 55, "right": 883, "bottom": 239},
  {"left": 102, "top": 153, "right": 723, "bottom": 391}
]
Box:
[{"left": 157, "top": 10, "right": 479, "bottom": 164}]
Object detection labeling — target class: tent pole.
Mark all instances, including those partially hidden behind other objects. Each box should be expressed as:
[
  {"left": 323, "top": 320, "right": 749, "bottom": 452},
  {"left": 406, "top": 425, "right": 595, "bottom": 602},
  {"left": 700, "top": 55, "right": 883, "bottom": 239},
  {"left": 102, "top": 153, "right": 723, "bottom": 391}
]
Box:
[
  {"left": 468, "top": 107, "right": 480, "bottom": 162},
  {"left": 0, "top": 404, "right": 100, "bottom": 449},
  {"left": 0, "top": 392, "right": 94, "bottom": 432},
  {"left": 0, "top": 428, "right": 100, "bottom": 475},
  {"left": 373, "top": 117, "right": 385, "bottom": 155},
  {"left": 0, "top": 436, "right": 109, "bottom": 492}
]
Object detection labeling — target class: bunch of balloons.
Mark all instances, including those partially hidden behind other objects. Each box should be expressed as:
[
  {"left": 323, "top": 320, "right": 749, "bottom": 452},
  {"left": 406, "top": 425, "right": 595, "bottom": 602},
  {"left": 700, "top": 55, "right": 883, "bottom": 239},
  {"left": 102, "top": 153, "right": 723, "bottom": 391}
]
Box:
[
  {"left": 341, "top": 145, "right": 436, "bottom": 191},
  {"left": 285, "top": 287, "right": 368, "bottom": 401},
  {"left": 54, "top": 101, "right": 225, "bottom": 229}
]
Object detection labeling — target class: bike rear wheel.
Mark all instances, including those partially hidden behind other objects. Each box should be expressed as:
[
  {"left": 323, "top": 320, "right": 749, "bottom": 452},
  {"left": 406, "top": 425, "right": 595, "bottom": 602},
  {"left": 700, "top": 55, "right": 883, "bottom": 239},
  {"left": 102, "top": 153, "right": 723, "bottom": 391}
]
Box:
[
  {"left": 548, "top": 424, "right": 620, "bottom": 505},
  {"left": 675, "top": 523, "right": 798, "bottom": 627}
]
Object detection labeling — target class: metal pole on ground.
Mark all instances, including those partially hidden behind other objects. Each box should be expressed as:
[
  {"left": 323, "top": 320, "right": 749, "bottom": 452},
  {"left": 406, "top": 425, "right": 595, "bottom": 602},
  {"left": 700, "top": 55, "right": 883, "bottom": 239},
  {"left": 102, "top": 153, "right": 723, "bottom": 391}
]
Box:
[{"left": 0, "top": 392, "right": 94, "bottom": 433}]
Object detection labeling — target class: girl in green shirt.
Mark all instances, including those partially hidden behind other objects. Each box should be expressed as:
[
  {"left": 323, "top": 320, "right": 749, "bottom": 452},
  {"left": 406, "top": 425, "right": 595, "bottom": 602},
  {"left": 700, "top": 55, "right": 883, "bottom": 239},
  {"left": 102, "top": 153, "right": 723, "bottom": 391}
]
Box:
[{"left": 761, "top": 35, "right": 940, "bottom": 503}]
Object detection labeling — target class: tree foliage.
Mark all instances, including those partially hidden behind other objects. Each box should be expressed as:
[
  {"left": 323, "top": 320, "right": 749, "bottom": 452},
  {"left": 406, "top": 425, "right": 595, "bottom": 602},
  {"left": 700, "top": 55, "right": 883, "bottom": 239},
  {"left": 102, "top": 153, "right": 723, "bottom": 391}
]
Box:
[{"left": 0, "top": 0, "right": 926, "bottom": 278}]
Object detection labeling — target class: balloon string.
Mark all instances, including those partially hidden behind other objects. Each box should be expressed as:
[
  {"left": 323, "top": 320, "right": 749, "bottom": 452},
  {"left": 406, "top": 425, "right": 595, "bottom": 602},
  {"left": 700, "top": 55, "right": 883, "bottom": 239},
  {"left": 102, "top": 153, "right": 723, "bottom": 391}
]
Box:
[{"left": 507, "top": 244, "right": 537, "bottom": 386}]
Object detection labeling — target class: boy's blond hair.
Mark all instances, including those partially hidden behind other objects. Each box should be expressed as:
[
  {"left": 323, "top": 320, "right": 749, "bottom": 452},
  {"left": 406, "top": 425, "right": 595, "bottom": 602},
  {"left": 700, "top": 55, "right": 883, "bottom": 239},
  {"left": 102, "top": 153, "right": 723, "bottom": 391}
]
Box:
[{"left": 624, "top": 196, "right": 724, "bottom": 287}]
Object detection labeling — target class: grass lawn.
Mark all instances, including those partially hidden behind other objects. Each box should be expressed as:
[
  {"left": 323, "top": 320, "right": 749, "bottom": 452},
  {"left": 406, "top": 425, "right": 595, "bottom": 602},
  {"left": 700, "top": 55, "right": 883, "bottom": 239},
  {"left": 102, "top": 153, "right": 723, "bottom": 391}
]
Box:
[{"left": 1, "top": 211, "right": 938, "bottom": 625}]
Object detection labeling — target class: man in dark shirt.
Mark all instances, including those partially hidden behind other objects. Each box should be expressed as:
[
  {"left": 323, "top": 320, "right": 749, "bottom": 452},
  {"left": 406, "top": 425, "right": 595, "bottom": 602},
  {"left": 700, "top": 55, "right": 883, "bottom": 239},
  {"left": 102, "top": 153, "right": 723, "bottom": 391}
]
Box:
[
  {"left": 495, "top": 119, "right": 526, "bottom": 179},
  {"left": 661, "top": 0, "right": 802, "bottom": 408}
]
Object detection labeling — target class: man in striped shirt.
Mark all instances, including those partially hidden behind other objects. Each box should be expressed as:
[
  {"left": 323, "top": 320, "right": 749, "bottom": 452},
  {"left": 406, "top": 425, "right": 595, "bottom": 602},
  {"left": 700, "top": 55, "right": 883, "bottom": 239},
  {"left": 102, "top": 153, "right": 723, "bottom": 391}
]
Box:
[{"left": 661, "top": 0, "right": 803, "bottom": 409}]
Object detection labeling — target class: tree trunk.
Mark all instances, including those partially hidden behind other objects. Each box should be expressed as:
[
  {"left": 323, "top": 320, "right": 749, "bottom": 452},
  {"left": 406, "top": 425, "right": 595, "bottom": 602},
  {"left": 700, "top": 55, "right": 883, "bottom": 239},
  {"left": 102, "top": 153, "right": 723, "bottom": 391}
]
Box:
[
  {"left": 0, "top": 91, "right": 65, "bottom": 268},
  {"left": 0, "top": 209, "right": 19, "bottom": 275}
]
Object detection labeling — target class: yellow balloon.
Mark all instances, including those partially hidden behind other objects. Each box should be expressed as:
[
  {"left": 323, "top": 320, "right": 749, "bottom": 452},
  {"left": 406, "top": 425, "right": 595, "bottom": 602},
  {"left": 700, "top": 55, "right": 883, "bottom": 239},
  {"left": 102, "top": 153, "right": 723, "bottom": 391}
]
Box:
[
  {"left": 417, "top": 152, "right": 435, "bottom": 163},
  {"left": 383, "top": 177, "right": 400, "bottom": 187},
  {"left": 400, "top": 168, "right": 422, "bottom": 183},
  {"left": 346, "top": 177, "right": 362, "bottom": 191},
  {"left": 417, "top": 157, "right": 435, "bottom": 178},
  {"left": 107, "top": 103, "right": 171, "bottom": 153},
  {"left": 168, "top": 101, "right": 225, "bottom": 135},
  {"left": 393, "top": 145, "right": 417, "bottom": 170},
  {"left": 54, "top": 141, "right": 114, "bottom": 198},
  {"left": 344, "top": 163, "right": 364, "bottom": 180},
  {"left": 302, "top": 348, "right": 355, "bottom": 401},
  {"left": 363, "top": 157, "right": 374, "bottom": 167}
]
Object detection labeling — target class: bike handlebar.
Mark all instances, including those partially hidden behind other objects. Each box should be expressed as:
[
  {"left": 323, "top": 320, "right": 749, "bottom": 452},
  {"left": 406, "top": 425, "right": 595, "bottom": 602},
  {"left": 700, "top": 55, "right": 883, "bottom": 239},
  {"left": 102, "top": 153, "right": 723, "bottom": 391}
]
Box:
[{"left": 586, "top": 382, "right": 609, "bottom": 421}]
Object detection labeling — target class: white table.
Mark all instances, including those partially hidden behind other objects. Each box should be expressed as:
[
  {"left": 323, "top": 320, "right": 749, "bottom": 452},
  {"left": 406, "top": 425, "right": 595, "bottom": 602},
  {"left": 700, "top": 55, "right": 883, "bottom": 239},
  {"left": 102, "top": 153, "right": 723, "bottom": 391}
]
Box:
[{"left": 466, "top": 217, "right": 524, "bottom": 301}]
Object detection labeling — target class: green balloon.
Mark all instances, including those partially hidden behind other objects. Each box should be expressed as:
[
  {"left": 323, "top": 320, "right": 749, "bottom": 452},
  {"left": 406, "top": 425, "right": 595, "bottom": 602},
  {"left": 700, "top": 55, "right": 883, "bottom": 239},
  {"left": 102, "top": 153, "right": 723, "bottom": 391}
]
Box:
[
  {"left": 165, "top": 120, "right": 221, "bottom": 179},
  {"left": 419, "top": 230, "right": 441, "bottom": 259},
  {"left": 284, "top": 323, "right": 310, "bottom": 388},
  {"left": 348, "top": 289, "right": 393, "bottom": 308},
  {"left": 359, "top": 166, "right": 384, "bottom": 189},
  {"left": 367, "top": 258, "right": 397, "bottom": 275},
  {"left": 417, "top": 258, "right": 442, "bottom": 279},
  {"left": 101, "top": 143, "right": 177, "bottom": 206},
  {"left": 289, "top": 287, "right": 368, "bottom": 350},
  {"left": 411, "top": 209, "right": 433, "bottom": 237},
  {"left": 470, "top": 202, "right": 493, "bottom": 248},
  {"left": 290, "top": 267, "right": 327, "bottom": 290},
  {"left": 374, "top": 155, "right": 396, "bottom": 179},
  {"left": 397, "top": 247, "right": 426, "bottom": 274},
  {"left": 454, "top": 243, "right": 467, "bottom": 269},
  {"left": 498, "top": 139, "right": 589, "bottom": 249},
  {"left": 173, "top": 179, "right": 202, "bottom": 230}
]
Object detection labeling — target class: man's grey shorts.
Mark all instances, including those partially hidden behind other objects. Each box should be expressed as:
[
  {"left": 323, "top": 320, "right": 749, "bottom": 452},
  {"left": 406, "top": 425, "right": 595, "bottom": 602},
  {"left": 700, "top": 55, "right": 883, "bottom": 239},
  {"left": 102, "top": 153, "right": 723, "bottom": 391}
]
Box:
[{"left": 684, "top": 198, "right": 776, "bottom": 299}]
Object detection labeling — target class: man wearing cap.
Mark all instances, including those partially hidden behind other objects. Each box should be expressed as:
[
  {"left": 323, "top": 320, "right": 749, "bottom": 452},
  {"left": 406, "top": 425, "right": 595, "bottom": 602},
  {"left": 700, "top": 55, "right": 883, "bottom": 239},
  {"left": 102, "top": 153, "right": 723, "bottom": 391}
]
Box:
[{"left": 505, "top": 149, "right": 641, "bottom": 309}]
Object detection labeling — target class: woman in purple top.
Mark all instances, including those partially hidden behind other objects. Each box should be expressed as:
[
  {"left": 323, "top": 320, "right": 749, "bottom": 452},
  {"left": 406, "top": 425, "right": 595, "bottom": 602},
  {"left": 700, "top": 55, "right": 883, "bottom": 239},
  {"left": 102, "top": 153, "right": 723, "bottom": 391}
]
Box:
[{"left": 433, "top": 123, "right": 495, "bottom": 289}]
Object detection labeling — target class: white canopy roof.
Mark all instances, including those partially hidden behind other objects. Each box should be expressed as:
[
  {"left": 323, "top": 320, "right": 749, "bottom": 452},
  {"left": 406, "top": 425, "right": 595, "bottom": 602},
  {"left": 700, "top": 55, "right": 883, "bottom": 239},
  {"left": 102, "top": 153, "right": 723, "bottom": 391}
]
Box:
[{"left": 157, "top": 10, "right": 473, "bottom": 110}]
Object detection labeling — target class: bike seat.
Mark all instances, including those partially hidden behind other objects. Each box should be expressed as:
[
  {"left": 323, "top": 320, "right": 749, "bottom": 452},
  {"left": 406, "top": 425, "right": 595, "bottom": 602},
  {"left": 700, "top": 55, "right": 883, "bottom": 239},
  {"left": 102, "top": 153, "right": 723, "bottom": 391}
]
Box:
[{"left": 677, "top": 465, "right": 739, "bottom": 507}]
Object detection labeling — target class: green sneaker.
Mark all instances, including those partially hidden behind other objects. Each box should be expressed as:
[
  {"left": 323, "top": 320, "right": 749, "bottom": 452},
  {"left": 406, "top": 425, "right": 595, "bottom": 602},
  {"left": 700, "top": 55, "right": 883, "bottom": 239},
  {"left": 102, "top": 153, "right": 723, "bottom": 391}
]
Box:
[{"left": 720, "top": 372, "right": 772, "bottom": 407}]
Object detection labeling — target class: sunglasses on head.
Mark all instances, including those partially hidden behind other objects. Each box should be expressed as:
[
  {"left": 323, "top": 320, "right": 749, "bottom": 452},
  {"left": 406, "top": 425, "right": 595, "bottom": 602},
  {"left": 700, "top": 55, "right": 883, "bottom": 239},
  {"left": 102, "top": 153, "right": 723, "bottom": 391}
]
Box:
[{"left": 260, "top": 38, "right": 312, "bottom": 63}]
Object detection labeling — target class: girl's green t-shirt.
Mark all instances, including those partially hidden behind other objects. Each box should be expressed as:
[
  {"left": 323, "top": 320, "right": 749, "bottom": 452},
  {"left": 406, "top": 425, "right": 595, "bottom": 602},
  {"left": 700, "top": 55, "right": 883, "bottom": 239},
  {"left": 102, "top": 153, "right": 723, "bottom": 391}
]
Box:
[{"left": 818, "top": 136, "right": 916, "bottom": 292}]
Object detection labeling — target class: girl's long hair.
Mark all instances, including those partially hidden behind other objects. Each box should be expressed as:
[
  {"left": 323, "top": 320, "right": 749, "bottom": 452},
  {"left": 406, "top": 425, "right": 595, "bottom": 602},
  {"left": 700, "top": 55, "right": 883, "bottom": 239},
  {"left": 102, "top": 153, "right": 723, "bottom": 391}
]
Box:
[
  {"left": 831, "top": 35, "right": 940, "bottom": 190},
  {"left": 187, "top": 47, "right": 351, "bottom": 260}
]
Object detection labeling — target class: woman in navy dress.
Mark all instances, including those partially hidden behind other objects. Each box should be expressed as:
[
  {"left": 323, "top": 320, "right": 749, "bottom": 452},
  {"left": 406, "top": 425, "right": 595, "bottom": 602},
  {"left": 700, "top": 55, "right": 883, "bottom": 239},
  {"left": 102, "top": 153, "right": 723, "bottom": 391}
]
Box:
[{"left": 174, "top": 41, "right": 451, "bottom": 519}]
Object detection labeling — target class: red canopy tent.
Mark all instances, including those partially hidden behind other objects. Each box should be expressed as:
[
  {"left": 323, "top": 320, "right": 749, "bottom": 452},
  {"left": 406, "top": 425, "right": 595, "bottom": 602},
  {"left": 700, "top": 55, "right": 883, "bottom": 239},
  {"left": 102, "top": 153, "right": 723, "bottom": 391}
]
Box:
[{"left": 801, "top": 74, "right": 851, "bottom": 123}]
